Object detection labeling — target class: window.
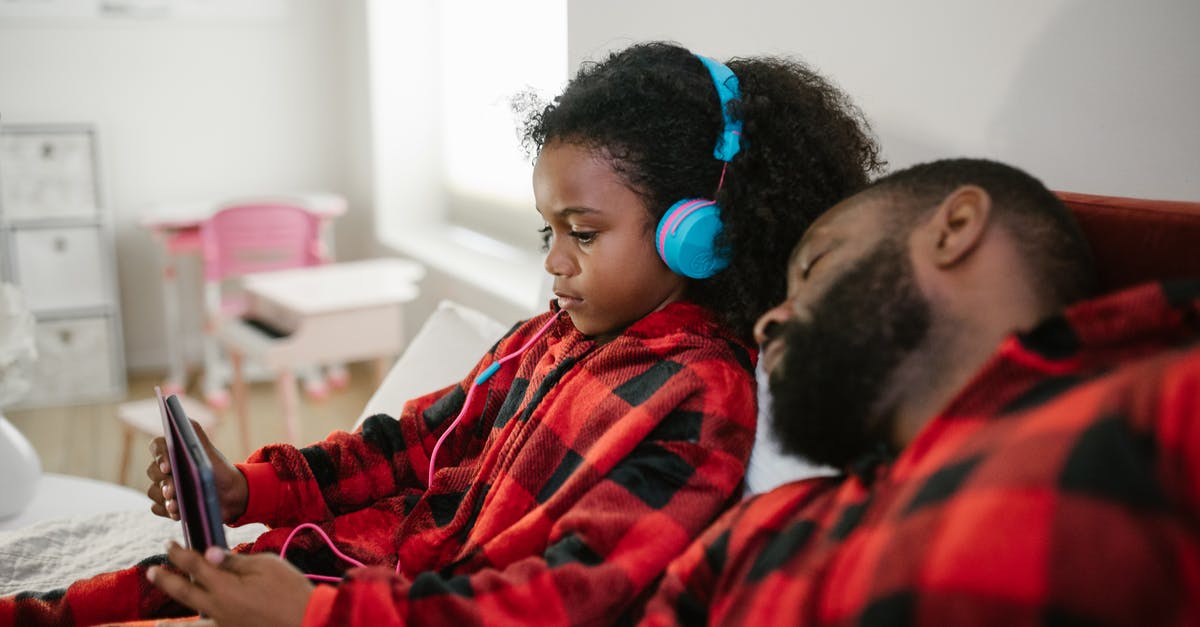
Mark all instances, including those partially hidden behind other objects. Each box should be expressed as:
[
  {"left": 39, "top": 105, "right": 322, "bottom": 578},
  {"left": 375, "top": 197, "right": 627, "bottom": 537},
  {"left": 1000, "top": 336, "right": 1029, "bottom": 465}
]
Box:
[
  {"left": 368, "top": 0, "right": 566, "bottom": 312},
  {"left": 438, "top": 1, "right": 567, "bottom": 248}
]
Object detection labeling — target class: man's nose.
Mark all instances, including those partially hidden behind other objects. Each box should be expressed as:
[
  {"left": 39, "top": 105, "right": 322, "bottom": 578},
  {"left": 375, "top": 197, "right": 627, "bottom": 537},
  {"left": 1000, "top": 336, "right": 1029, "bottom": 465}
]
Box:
[{"left": 753, "top": 302, "right": 792, "bottom": 347}]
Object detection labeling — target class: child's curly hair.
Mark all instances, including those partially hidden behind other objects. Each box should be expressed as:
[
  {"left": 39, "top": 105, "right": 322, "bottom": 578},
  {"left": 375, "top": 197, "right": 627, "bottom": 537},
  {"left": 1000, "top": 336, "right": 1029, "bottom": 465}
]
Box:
[{"left": 520, "top": 41, "right": 884, "bottom": 341}]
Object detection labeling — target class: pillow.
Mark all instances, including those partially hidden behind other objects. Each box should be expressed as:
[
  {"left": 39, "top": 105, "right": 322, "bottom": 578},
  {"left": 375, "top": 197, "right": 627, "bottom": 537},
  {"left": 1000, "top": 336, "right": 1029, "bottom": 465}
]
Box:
[
  {"left": 354, "top": 300, "right": 509, "bottom": 430},
  {"left": 744, "top": 361, "right": 837, "bottom": 495}
]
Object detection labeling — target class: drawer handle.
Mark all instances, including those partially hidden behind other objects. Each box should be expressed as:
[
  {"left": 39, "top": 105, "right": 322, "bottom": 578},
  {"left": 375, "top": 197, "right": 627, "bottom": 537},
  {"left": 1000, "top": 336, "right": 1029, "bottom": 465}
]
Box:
[
  {"left": 59, "top": 329, "right": 73, "bottom": 345},
  {"left": 54, "top": 237, "right": 69, "bottom": 252}
]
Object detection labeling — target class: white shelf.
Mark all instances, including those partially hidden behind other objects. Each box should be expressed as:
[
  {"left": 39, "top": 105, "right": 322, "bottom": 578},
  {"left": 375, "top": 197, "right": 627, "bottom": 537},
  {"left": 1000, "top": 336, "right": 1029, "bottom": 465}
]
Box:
[{"left": 0, "top": 124, "right": 126, "bottom": 408}]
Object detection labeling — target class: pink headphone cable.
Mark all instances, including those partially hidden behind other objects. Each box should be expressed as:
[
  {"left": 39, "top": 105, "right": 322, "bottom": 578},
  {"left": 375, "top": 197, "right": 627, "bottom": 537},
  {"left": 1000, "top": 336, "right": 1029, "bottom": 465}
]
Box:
[
  {"left": 427, "top": 310, "right": 563, "bottom": 487},
  {"left": 712, "top": 130, "right": 739, "bottom": 194},
  {"left": 279, "top": 522, "right": 401, "bottom": 582},
  {"left": 277, "top": 312, "right": 562, "bottom": 583}
]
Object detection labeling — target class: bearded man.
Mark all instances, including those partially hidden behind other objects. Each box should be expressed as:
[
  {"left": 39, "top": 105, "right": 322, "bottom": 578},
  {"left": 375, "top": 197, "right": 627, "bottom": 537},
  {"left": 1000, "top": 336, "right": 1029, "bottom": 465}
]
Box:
[{"left": 641, "top": 158, "right": 1200, "bottom": 626}]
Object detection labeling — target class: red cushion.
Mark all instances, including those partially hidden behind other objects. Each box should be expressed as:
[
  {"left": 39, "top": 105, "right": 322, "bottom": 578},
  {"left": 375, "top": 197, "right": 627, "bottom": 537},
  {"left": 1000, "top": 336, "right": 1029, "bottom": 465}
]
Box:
[{"left": 1057, "top": 191, "right": 1200, "bottom": 292}]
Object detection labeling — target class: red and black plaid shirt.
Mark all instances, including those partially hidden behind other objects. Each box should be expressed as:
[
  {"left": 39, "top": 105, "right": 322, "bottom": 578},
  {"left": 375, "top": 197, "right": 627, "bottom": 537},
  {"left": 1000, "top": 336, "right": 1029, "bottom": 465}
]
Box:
[
  {"left": 2, "top": 301, "right": 756, "bottom": 627},
  {"left": 642, "top": 280, "right": 1200, "bottom": 626}
]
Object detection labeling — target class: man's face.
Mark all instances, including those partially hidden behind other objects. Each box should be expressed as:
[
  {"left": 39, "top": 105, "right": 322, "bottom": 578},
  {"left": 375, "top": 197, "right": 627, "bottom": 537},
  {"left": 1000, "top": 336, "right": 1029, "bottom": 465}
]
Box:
[{"left": 754, "top": 195, "right": 931, "bottom": 468}]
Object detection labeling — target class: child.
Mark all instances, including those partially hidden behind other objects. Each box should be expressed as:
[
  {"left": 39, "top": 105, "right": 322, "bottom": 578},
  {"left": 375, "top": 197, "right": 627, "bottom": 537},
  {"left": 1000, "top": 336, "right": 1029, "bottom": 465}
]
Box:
[{"left": 1, "top": 41, "right": 881, "bottom": 626}]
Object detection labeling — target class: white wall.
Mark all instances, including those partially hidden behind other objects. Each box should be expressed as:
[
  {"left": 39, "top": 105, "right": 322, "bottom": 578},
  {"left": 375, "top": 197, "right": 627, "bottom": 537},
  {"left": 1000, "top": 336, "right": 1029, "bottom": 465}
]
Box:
[
  {"left": 0, "top": 0, "right": 374, "bottom": 371},
  {"left": 568, "top": 0, "right": 1200, "bottom": 201},
  {"left": 4, "top": 1, "right": 1197, "bottom": 377}
]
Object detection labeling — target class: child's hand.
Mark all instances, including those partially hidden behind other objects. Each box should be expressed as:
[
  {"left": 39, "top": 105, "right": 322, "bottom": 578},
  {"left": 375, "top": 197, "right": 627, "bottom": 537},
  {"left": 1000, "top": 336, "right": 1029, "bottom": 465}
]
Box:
[
  {"left": 146, "top": 420, "right": 250, "bottom": 524},
  {"left": 149, "top": 541, "right": 313, "bottom": 627}
]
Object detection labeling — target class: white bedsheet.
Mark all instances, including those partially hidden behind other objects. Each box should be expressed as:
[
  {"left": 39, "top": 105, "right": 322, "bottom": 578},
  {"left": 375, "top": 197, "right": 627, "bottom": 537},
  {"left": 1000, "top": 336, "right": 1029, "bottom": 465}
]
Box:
[{"left": 0, "top": 509, "right": 267, "bottom": 596}]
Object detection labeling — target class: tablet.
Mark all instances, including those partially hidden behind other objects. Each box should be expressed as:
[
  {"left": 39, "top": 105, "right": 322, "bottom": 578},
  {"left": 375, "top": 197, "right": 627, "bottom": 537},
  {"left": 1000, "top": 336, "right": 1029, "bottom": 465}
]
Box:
[{"left": 156, "top": 387, "right": 228, "bottom": 552}]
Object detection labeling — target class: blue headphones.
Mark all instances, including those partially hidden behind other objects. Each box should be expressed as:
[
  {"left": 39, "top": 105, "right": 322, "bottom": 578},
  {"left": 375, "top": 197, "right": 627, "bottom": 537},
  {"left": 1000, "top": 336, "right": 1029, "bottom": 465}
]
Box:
[{"left": 655, "top": 54, "right": 743, "bottom": 279}]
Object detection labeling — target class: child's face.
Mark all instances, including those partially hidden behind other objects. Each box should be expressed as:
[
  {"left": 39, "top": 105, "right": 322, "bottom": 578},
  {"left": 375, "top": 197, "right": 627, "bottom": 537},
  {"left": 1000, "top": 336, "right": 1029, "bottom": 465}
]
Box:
[{"left": 533, "top": 141, "right": 688, "bottom": 339}]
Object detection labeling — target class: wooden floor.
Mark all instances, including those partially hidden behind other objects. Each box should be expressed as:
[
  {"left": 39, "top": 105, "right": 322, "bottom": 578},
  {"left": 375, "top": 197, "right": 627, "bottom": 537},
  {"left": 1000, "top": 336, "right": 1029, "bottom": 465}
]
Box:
[{"left": 5, "top": 363, "right": 378, "bottom": 492}]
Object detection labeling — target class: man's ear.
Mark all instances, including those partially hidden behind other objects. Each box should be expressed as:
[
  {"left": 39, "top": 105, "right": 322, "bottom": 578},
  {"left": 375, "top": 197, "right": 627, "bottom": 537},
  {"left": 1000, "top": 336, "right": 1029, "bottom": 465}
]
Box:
[{"left": 922, "top": 185, "right": 992, "bottom": 268}]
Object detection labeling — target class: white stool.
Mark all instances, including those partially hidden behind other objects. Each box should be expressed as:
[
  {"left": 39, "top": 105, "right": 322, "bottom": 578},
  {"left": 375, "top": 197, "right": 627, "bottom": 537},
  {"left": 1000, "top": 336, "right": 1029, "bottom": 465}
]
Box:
[{"left": 116, "top": 394, "right": 217, "bottom": 484}]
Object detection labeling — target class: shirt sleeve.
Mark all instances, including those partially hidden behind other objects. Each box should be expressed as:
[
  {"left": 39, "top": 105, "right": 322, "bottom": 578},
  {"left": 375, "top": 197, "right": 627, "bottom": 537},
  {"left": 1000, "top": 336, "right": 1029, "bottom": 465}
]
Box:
[
  {"left": 1149, "top": 345, "right": 1200, "bottom": 518},
  {"left": 301, "top": 358, "right": 756, "bottom": 626},
  {"left": 638, "top": 500, "right": 745, "bottom": 626},
  {"left": 231, "top": 339, "right": 512, "bottom": 528}
]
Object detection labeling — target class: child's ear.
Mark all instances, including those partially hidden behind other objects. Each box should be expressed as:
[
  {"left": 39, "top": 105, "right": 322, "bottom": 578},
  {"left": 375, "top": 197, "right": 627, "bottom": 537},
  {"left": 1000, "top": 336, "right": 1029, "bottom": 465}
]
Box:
[{"left": 921, "top": 185, "right": 992, "bottom": 268}]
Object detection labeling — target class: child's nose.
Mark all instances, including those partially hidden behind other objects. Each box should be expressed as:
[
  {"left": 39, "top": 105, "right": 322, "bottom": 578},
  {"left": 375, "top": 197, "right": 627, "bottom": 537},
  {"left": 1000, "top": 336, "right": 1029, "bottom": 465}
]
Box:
[{"left": 543, "top": 243, "right": 574, "bottom": 277}]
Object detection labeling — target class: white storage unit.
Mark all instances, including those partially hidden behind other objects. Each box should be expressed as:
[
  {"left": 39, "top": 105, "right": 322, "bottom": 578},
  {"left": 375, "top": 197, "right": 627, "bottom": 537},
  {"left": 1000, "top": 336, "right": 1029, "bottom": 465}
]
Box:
[{"left": 0, "top": 124, "right": 126, "bottom": 407}]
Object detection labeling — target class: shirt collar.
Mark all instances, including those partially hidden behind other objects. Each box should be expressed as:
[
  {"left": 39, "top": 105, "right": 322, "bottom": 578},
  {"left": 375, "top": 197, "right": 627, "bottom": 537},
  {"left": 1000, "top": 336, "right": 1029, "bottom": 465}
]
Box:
[{"left": 941, "top": 279, "right": 1200, "bottom": 420}]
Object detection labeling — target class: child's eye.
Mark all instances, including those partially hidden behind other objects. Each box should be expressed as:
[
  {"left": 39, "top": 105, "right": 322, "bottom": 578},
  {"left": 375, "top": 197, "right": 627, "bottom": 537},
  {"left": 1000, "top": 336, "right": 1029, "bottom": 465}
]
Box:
[
  {"left": 538, "top": 225, "right": 552, "bottom": 251},
  {"left": 570, "top": 230, "right": 596, "bottom": 245}
]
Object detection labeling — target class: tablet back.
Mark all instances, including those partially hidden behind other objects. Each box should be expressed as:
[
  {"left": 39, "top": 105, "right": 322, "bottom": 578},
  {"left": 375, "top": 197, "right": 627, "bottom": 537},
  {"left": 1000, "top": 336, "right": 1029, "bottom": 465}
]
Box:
[{"left": 156, "top": 387, "right": 228, "bottom": 552}]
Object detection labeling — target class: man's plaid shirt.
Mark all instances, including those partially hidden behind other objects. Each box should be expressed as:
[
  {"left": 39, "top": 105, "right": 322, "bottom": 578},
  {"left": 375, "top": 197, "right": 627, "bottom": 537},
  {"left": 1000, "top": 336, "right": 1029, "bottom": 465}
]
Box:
[
  {"left": 2, "top": 301, "right": 756, "bottom": 626},
  {"left": 641, "top": 280, "right": 1200, "bottom": 626}
]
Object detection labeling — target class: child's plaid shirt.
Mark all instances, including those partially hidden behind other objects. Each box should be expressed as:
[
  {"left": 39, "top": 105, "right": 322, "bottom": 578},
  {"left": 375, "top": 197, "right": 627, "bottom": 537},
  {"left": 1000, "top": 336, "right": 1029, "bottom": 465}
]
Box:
[
  {"left": 233, "top": 301, "right": 757, "bottom": 625},
  {"left": 1, "top": 301, "right": 757, "bottom": 627}
]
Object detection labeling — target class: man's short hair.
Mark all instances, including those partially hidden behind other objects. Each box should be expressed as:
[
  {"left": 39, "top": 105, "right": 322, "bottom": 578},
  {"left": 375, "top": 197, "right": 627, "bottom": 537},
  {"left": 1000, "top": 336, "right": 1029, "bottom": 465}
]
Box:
[{"left": 866, "top": 158, "right": 1098, "bottom": 306}]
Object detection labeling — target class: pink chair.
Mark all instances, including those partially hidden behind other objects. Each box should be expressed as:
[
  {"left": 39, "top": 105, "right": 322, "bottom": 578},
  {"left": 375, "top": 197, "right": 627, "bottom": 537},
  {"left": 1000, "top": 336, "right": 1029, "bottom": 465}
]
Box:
[{"left": 198, "top": 203, "right": 342, "bottom": 411}]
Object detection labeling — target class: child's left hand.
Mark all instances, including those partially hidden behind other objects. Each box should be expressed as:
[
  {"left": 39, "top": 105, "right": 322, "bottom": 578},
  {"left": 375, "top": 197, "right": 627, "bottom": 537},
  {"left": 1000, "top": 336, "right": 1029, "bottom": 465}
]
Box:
[{"left": 148, "top": 541, "right": 314, "bottom": 627}]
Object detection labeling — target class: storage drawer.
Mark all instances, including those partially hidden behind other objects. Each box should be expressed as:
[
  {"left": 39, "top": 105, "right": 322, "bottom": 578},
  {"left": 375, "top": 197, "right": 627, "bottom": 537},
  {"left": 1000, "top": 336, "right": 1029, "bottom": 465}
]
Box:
[
  {"left": 0, "top": 130, "right": 99, "bottom": 223},
  {"left": 20, "top": 316, "right": 120, "bottom": 406},
  {"left": 11, "top": 226, "right": 111, "bottom": 312}
]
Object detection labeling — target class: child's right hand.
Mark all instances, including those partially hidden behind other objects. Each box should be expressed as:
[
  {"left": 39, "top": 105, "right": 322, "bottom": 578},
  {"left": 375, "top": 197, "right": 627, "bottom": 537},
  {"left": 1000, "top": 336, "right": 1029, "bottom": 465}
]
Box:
[{"left": 146, "top": 420, "right": 250, "bottom": 525}]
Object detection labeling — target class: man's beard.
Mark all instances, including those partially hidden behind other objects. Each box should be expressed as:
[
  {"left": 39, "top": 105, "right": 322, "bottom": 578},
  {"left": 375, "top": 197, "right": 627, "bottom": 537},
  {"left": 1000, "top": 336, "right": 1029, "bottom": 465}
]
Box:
[{"left": 767, "top": 238, "right": 931, "bottom": 469}]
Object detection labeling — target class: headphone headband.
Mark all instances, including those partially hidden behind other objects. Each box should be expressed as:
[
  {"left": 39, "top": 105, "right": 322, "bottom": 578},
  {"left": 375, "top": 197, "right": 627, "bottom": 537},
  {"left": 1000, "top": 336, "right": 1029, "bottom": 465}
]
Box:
[
  {"left": 694, "top": 54, "right": 743, "bottom": 163},
  {"left": 654, "top": 53, "right": 743, "bottom": 280}
]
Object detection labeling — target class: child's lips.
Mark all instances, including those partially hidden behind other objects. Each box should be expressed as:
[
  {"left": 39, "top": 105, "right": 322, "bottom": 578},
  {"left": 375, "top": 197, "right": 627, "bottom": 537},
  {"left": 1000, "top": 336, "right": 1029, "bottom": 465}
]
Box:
[{"left": 555, "top": 293, "right": 583, "bottom": 310}]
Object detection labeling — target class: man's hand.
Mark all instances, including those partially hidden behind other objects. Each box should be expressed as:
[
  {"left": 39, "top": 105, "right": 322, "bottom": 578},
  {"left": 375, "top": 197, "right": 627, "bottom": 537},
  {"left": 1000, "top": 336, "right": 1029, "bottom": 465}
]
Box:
[
  {"left": 147, "top": 420, "right": 249, "bottom": 524},
  {"left": 148, "top": 541, "right": 314, "bottom": 627}
]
